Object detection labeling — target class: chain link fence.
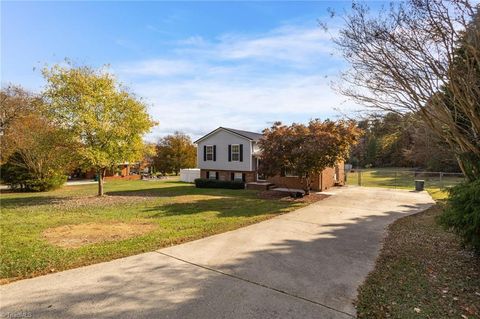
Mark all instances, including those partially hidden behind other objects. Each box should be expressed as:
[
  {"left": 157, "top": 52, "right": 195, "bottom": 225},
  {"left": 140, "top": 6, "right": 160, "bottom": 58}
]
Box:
[{"left": 345, "top": 168, "right": 465, "bottom": 191}]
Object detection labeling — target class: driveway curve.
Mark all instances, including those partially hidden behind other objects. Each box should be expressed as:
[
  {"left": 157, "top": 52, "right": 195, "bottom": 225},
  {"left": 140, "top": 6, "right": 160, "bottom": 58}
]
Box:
[{"left": 1, "top": 187, "right": 434, "bottom": 319}]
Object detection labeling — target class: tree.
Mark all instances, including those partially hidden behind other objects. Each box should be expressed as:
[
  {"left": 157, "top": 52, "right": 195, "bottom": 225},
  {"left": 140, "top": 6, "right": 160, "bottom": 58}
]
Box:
[
  {"left": 154, "top": 132, "right": 196, "bottom": 175},
  {"left": 1, "top": 113, "right": 74, "bottom": 191},
  {"left": 0, "top": 85, "right": 73, "bottom": 191},
  {"left": 42, "top": 64, "right": 156, "bottom": 196},
  {"left": 0, "top": 85, "right": 40, "bottom": 164},
  {"left": 334, "top": 0, "right": 480, "bottom": 181},
  {"left": 259, "top": 120, "right": 361, "bottom": 194}
]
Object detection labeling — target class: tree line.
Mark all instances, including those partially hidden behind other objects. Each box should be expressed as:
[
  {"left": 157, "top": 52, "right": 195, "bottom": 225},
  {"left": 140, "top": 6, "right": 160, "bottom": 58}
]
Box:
[{"left": 350, "top": 112, "right": 460, "bottom": 172}]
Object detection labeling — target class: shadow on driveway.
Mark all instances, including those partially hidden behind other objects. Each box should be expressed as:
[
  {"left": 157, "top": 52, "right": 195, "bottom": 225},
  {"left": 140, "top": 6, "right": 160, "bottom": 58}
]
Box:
[{"left": 1, "top": 193, "right": 434, "bottom": 319}]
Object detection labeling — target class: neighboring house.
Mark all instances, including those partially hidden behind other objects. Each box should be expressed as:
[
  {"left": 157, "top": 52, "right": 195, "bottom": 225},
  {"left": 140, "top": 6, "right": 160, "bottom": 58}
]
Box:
[
  {"left": 69, "top": 161, "right": 152, "bottom": 181},
  {"left": 194, "top": 127, "right": 344, "bottom": 191}
]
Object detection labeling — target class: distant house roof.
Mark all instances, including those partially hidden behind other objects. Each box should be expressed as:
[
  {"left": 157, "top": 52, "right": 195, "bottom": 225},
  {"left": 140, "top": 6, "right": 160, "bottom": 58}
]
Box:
[{"left": 194, "top": 127, "right": 263, "bottom": 144}]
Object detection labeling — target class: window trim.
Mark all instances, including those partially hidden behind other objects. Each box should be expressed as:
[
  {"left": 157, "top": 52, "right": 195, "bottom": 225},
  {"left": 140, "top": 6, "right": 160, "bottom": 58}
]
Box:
[
  {"left": 231, "top": 144, "right": 240, "bottom": 162},
  {"left": 233, "top": 172, "right": 243, "bottom": 181},
  {"left": 284, "top": 168, "right": 305, "bottom": 178},
  {"left": 205, "top": 145, "right": 214, "bottom": 161},
  {"left": 284, "top": 169, "right": 299, "bottom": 177}
]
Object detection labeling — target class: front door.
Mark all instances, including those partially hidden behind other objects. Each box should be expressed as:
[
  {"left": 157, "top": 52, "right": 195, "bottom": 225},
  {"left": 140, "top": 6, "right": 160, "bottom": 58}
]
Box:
[{"left": 256, "top": 158, "right": 266, "bottom": 181}]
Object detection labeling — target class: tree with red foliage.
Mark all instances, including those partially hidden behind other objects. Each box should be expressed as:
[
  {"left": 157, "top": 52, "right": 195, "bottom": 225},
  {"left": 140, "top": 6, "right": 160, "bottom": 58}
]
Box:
[{"left": 259, "top": 119, "right": 361, "bottom": 194}]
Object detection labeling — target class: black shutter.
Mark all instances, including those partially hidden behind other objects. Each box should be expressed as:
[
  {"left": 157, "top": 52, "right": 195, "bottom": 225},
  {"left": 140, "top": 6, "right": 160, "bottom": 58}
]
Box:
[
  {"left": 213, "top": 145, "right": 217, "bottom": 161},
  {"left": 242, "top": 173, "right": 246, "bottom": 182},
  {"left": 231, "top": 172, "right": 234, "bottom": 181},
  {"left": 228, "top": 145, "right": 232, "bottom": 162},
  {"left": 203, "top": 145, "right": 207, "bottom": 161},
  {"left": 215, "top": 172, "right": 219, "bottom": 180},
  {"left": 239, "top": 144, "right": 243, "bottom": 162},
  {"left": 206, "top": 171, "right": 210, "bottom": 179}
]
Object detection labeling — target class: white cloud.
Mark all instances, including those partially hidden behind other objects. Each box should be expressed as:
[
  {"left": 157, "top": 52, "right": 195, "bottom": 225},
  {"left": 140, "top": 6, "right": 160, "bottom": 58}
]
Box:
[
  {"left": 216, "top": 26, "right": 336, "bottom": 64},
  {"left": 118, "top": 59, "right": 196, "bottom": 77},
  {"left": 114, "top": 24, "right": 360, "bottom": 142}
]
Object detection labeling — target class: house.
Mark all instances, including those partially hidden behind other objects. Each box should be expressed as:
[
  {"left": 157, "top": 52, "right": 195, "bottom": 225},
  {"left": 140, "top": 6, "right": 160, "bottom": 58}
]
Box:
[
  {"left": 69, "top": 161, "right": 153, "bottom": 181},
  {"left": 194, "top": 127, "right": 344, "bottom": 191}
]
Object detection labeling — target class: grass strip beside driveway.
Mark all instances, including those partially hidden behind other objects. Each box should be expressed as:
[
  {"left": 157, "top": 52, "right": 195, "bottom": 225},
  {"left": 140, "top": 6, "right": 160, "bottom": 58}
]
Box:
[{"left": 356, "top": 204, "right": 480, "bottom": 319}]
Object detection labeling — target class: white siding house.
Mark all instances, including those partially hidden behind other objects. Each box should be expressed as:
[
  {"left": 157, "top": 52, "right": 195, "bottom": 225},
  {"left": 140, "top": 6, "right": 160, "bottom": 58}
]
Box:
[
  {"left": 195, "top": 127, "right": 262, "bottom": 182},
  {"left": 194, "top": 126, "right": 344, "bottom": 191}
]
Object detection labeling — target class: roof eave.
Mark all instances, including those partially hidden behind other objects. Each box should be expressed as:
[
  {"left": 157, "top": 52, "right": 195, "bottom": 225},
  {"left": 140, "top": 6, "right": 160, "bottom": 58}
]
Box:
[{"left": 194, "top": 127, "right": 255, "bottom": 144}]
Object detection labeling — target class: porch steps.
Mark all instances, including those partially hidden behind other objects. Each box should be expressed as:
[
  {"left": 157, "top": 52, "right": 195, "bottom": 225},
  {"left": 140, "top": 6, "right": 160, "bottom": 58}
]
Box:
[{"left": 246, "top": 182, "right": 276, "bottom": 191}]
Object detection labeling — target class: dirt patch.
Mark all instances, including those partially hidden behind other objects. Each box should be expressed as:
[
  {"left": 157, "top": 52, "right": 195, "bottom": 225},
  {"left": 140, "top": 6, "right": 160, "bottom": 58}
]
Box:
[
  {"left": 53, "top": 195, "right": 151, "bottom": 209},
  {"left": 165, "top": 194, "right": 228, "bottom": 204},
  {"left": 257, "top": 190, "right": 329, "bottom": 203},
  {"left": 294, "top": 193, "right": 330, "bottom": 203},
  {"left": 43, "top": 222, "right": 157, "bottom": 248}
]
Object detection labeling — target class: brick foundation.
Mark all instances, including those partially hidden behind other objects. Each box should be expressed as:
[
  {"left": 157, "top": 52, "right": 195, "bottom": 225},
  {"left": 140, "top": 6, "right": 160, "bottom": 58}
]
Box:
[
  {"left": 200, "top": 162, "right": 344, "bottom": 192},
  {"left": 200, "top": 169, "right": 256, "bottom": 183}
]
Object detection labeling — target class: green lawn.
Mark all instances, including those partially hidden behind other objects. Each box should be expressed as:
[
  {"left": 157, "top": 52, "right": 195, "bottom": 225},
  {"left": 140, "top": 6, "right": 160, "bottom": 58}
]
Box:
[
  {"left": 0, "top": 179, "right": 307, "bottom": 283},
  {"left": 356, "top": 204, "right": 480, "bottom": 319},
  {"left": 347, "top": 168, "right": 464, "bottom": 199}
]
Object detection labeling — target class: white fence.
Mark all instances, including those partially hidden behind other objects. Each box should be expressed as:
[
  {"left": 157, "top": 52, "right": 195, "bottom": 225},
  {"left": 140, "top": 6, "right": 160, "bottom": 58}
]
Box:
[{"left": 180, "top": 168, "right": 200, "bottom": 183}]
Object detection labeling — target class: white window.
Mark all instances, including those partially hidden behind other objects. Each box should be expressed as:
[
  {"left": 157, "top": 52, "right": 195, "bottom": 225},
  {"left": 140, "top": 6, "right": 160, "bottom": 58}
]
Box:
[
  {"left": 284, "top": 168, "right": 297, "bottom": 177},
  {"left": 206, "top": 145, "right": 213, "bottom": 161},
  {"left": 231, "top": 144, "right": 240, "bottom": 161},
  {"left": 234, "top": 172, "right": 243, "bottom": 181},
  {"left": 284, "top": 169, "right": 305, "bottom": 177},
  {"left": 209, "top": 171, "right": 217, "bottom": 179}
]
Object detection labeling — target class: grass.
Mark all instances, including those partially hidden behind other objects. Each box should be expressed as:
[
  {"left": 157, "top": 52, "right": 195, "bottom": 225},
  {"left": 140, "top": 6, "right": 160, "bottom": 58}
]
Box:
[
  {"left": 347, "top": 168, "right": 464, "bottom": 198},
  {"left": 0, "top": 179, "right": 310, "bottom": 283},
  {"left": 356, "top": 189, "right": 480, "bottom": 318}
]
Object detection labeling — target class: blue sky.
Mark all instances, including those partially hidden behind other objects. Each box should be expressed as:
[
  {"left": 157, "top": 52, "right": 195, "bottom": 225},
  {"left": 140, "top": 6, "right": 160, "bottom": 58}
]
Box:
[{"left": 1, "top": 1, "right": 372, "bottom": 141}]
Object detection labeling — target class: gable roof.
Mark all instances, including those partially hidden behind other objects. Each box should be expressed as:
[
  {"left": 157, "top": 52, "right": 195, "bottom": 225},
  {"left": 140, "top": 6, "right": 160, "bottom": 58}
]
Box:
[{"left": 194, "top": 127, "right": 263, "bottom": 144}]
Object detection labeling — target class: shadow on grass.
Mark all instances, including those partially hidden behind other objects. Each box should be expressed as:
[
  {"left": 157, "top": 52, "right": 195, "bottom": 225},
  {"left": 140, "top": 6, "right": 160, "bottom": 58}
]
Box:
[
  {"left": 106, "top": 185, "right": 198, "bottom": 197},
  {"left": 0, "top": 197, "right": 436, "bottom": 318},
  {"left": 143, "top": 196, "right": 296, "bottom": 218},
  {"left": 106, "top": 185, "right": 251, "bottom": 199},
  {"left": 0, "top": 196, "right": 64, "bottom": 209}
]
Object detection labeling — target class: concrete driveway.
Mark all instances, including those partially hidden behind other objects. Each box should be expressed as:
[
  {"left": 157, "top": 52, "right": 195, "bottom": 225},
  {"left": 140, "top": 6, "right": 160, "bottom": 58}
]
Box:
[{"left": 0, "top": 187, "right": 434, "bottom": 319}]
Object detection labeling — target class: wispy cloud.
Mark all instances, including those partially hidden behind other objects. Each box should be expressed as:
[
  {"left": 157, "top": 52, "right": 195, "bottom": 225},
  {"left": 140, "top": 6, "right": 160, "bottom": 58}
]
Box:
[
  {"left": 216, "top": 26, "right": 336, "bottom": 64},
  {"left": 114, "top": 24, "right": 356, "bottom": 141},
  {"left": 118, "top": 59, "right": 196, "bottom": 77}
]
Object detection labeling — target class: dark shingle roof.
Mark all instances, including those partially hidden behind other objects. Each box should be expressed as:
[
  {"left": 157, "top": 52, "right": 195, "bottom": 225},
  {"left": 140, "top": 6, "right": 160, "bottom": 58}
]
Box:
[
  {"left": 194, "top": 127, "right": 263, "bottom": 143},
  {"left": 221, "top": 127, "right": 263, "bottom": 141}
]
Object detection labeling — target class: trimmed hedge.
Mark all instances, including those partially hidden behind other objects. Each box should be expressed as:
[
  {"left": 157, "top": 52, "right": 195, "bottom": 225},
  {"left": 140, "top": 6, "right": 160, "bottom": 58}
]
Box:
[{"left": 194, "top": 178, "right": 245, "bottom": 189}]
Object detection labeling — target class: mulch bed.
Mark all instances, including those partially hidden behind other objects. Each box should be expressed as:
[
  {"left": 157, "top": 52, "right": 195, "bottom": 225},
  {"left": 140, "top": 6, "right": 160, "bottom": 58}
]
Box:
[{"left": 257, "top": 190, "right": 329, "bottom": 203}]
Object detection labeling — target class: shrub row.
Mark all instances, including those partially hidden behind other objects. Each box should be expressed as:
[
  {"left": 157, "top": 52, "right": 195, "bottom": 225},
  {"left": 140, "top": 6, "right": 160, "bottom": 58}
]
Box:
[{"left": 194, "top": 178, "right": 245, "bottom": 189}]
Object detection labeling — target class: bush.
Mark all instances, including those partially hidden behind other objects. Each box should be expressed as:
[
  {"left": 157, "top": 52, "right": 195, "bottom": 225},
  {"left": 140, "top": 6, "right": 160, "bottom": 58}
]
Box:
[
  {"left": 24, "top": 174, "right": 66, "bottom": 192},
  {"left": 438, "top": 179, "right": 480, "bottom": 253},
  {"left": 1, "top": 163, "right": 66, "bottom": 192},
  {"left": 194, "top": 178, "right": 245, "bottom": 189}
]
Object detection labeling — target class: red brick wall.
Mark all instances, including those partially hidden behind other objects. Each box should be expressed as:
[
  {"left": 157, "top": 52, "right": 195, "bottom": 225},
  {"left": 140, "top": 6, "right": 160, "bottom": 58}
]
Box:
[
  {"left": 320, "top": 167, "right": 335, "bottom": 190},
  {"left": 200, "top": 169, "right": 255, "bottom": 182},
  {"left": 267, "top": 161, "right": 344, "bottom": 192},
  {"left": 267, "top": 174, "right": 321, "bottom": 191},
  {"left": 319, "top": 161, "right": 345, "bottom": 190}
]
